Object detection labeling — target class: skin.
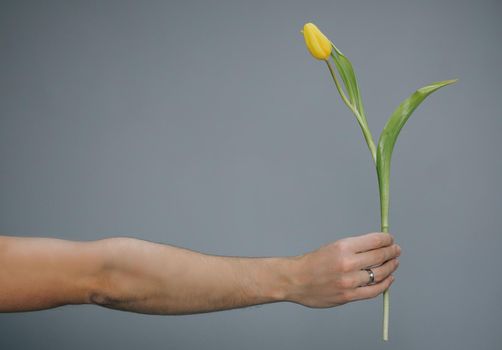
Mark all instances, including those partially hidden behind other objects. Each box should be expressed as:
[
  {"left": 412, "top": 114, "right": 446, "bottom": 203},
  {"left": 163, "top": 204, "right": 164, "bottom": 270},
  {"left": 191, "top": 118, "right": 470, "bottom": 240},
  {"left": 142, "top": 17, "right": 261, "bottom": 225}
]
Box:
[{"left": 0, "top": 232, "right": 400, "bottom": 314}]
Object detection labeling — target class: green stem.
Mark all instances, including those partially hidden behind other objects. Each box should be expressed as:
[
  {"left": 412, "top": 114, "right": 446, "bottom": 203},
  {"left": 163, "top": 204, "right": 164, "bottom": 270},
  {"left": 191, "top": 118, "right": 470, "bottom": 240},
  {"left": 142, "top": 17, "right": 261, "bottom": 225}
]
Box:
[
  {"left": 325, "top": 60, "right": 354, "bottom": 115},
  {"left": 326, "top": 57, "right": 389, "bottom": 341},
  {"left": 379, "top": 164, "right": 391, "bottom": 341},
  {"left": 360, "top": 120, "right": 377, "bottom": 163},
  {"left": 381, "top": 224, "right": 390, "bottom": 341}
]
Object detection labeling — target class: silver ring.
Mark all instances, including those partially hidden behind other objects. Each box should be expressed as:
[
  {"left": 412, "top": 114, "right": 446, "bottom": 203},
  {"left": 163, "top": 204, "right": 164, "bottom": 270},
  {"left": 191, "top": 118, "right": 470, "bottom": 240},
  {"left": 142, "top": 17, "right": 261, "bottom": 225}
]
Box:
[{"left": 363, "top": 268, "right": 375, "bottom": 285}]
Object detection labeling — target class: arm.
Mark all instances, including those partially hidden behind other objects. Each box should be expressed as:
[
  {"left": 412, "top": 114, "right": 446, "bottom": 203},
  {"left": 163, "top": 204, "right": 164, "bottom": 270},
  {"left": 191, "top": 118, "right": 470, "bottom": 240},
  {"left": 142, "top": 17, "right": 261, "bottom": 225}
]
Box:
[{"left": 0, "top": 233, "right": 401, "bottom": 314}]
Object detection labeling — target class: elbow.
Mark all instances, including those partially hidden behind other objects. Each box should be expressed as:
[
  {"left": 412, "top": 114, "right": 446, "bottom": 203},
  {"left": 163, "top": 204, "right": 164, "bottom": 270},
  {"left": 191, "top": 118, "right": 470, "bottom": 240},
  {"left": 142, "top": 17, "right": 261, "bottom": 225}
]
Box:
[
  {"left": 86, "top": 237, "right": 138, "bottom": 308},
  {"left": 89, "top": 290, "right": 119, "bottom": 308},
  {"left": 87, "top": 262, "right": 123, "bottom": 308}
]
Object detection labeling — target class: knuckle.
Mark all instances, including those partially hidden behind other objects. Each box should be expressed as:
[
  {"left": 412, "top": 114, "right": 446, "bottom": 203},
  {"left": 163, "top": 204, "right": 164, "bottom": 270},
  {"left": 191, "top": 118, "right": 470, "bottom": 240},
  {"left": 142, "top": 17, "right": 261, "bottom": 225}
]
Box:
[
  {"left": 338, "top": 257, "right": 354, "bottom": 272},
  {"left": 374, "top": 234, "right": 385, "bottom": 246},
  {"left": 384, "top": 248, "right": 392, "bottom": 261},
  {"left": 334, "top": 239, "right": 349, "bottom": 252},
  {"left": 388, "top": 234, "right": 395, "bottom": 245},
  {"left": 389, "top": 260, "right": 398, "bottom": 273},
  {"left": 396, "top": 244, "right": 402, "bottom": 255},
  {"left": 391, "top": 258, "right": 399, "bottom": 270},
  {"left": 381, "top": 277, "right": 393, "bottom": 290},
  {"left": 382, "top": 281, "right": 392, "bottom": 292},
  {"left": 380, "top": 265, "right": 391, "bottom": 281},
  {"left": 388, "top": 246, "right": 398, "bottom": 259},
  {"left": 392, "top": 244, "right": 398, "bottom": 254},
  {"left": 380, "top": 262, "right": 394, "bottom": 279},
  {"left": 370, "top": 288, "right": 381, "bottom": 298},
  {"left": 339, "top": 276, "right": 354, "bottom": 289},
  {"left": 391, "top": 245, "right": 400, "bottom": 258},
  {"left": 372, "top": 284, "right": 387, "bottom": 297},
  {"left": 374, "top": 269, "right": 384, "bottom": 282},
  {"left": 377, "top": 249, "right": 387, "bottom": 262}
]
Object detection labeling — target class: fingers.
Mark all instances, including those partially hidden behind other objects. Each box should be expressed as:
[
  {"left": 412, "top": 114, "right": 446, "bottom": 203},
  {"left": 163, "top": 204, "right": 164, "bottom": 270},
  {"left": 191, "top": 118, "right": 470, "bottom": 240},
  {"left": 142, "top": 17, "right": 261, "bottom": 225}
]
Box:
[
  {"left": 351, "top": 258, "right": 399, "bottom": 287},
  {"left": 345, "top": 232, "right": 394, "bottom": 253},
  {"left": 354, "top": 243, "right": 401, "bottom": 270},
  {"left": 346, "top": 275, "right": 395, "bottom": 302}
]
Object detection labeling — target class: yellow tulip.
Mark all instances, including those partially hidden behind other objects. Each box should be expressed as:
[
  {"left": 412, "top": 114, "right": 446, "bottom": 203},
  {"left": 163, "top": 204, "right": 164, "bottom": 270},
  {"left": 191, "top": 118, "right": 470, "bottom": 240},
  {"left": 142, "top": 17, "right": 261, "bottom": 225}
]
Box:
[{"left": 302, "top": 23, "right": 332, "bottom": 60}]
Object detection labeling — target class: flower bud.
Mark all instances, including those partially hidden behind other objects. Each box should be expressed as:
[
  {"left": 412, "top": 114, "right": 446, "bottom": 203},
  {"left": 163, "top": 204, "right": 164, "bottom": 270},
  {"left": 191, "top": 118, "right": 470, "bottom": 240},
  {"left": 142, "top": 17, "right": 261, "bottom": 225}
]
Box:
[{"left": 303, "top": 23, "right": 332, "bottom": 60}]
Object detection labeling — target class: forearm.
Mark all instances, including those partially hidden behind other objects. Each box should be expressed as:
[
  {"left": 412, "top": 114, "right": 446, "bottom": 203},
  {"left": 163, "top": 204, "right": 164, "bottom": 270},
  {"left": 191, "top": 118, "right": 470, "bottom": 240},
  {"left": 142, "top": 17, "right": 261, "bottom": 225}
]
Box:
[
  {"left": 91, "top": 238, "right": 298, "bottom": 314},
  {"left": 0, "top": 235, "right": 297, "bottom": 314}
]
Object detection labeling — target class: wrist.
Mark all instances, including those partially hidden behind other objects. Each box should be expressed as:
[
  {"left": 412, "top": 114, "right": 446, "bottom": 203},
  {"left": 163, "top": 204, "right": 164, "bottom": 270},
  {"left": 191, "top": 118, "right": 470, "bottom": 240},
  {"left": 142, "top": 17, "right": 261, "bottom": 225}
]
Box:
[{"left": 254, "top": 255, "right": 303, "bottom": 304}]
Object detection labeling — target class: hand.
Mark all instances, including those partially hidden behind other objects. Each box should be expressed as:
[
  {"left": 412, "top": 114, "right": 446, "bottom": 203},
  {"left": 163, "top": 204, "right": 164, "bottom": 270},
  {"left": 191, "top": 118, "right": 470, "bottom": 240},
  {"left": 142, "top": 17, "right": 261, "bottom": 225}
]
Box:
[{"left": 286, "top": 232, "right": 401, "bottom": 308}]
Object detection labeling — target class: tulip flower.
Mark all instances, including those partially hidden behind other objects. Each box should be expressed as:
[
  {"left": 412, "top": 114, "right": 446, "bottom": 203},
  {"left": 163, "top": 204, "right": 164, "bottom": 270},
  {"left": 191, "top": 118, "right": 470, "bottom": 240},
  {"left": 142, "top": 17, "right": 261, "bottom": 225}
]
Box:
[
  {"left": 302, "top": 23, "right": 332, "bottom": 60},
  {"left": 301, "top": 22, "right": 457, "bottom": 341}
]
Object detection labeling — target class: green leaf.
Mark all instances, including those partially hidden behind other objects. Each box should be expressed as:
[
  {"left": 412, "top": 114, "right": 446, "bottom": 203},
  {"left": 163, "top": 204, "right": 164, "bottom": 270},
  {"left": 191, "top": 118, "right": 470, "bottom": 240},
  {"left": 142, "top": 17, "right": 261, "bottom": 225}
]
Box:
[
  {"left": 329, "top": 46, "right": 376, "bottom": 161},
  {"left": 376, "top": 79, "right": 458, "bottom": 229},
  {"left": 331, "top": 51, "right": 366, "bottom": 121}
]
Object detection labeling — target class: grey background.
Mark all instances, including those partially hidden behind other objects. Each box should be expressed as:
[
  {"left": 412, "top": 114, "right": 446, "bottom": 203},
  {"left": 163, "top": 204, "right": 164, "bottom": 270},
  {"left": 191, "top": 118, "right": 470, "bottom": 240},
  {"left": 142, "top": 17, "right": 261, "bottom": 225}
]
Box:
[{"left": 1, "top": 0, "right": 501, "bottom": 349}]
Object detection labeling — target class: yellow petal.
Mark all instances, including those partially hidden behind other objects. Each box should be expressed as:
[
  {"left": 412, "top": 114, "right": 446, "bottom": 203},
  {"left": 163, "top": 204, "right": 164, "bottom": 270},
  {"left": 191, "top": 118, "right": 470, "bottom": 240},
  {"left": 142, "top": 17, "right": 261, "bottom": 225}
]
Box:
[{"left": 303, "top": 23, "right": 332, "bottom": 60}]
